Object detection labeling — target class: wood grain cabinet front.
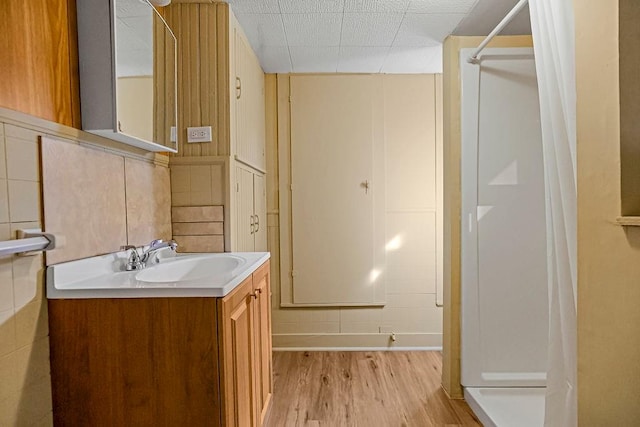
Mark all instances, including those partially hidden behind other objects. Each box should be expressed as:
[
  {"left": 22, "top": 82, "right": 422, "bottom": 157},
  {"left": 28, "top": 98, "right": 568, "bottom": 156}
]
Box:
[{"left": 48, "top": 260, "right": 272, "bottom": 427}]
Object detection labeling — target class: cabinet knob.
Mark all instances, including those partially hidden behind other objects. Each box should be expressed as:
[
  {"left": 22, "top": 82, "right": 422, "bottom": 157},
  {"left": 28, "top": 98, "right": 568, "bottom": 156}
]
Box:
[{"left": 250, "top": 292, "right": 259, "bottom": 299}]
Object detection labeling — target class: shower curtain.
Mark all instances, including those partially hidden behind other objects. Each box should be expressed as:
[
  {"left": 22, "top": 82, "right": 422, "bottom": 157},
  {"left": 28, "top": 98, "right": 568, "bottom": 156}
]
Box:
[{"left": 529, "top": 1, "right": 577, "bottom": 426}]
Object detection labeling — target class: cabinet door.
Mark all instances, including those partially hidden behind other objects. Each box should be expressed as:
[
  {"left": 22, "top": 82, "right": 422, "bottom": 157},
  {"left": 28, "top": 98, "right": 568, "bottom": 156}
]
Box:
[
  {"left": 235, "top": 28, "right": 249, "bottom": 161},
  {"left": 236, "top": 166, "right": 256, "bottom": 251},
  {"left": 252, "top": 262, "right": 272, "bottom": 424},
  {"left": 234, "top": 26, "right": 265, "bottom": 170},
  {"left": 253, "top": 173, "right": 267, "bottom": 251},
  {"left": 218, "top": 277, "right": 257, "bottom": 427}
]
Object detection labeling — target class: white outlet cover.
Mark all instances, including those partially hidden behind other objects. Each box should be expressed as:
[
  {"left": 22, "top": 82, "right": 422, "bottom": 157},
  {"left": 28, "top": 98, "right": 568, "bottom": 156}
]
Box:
[{"left": 187, "top": 126, "right": 213, "bottom": 143}]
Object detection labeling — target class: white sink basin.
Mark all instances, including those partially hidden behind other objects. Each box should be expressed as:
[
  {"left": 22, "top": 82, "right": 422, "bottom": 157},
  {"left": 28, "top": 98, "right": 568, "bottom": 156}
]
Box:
[
  {"left": 136, "top": 255, "right": 245, "bottom": 283},
  {"left": 46, "top": 251, "right": 270, "bottom": 299}
]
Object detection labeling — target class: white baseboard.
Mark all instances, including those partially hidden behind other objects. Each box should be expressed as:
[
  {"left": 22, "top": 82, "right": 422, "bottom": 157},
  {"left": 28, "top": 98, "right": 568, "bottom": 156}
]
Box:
[{"left": 272, "top": 332, "right": 442, "bottom": 351}]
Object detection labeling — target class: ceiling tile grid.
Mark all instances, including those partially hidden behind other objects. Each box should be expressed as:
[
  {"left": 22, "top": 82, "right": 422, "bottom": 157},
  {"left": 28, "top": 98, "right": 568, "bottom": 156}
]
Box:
[{"left": 227, "top": 0, "right": 486, "bottom": 73}]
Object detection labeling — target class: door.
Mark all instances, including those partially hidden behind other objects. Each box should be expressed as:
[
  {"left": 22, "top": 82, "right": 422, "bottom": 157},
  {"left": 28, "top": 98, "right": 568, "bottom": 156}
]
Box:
[
  {"left": 290, "top": 75, "right": 377, "bottom": 305},
  {"left": 252, "top": 262, "right": 272, "bottom": 424},
  {"left": 461, "top": 48, "right": 549, "bottom": 387},
  {"left": 219, "top": 277, "right": 256, "bottom": 426}
]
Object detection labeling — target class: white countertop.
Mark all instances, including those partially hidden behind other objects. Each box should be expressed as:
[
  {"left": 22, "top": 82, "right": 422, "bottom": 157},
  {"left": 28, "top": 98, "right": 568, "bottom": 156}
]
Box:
[{"left": 46, "top": 251, "right": 270, "bottom": 299}]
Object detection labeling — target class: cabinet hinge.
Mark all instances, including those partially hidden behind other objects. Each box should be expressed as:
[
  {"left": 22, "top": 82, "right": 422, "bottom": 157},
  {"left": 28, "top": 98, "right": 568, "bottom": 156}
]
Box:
[
  {"left": 288, "top": 95, "right": 292, "bottom": 103},
  {"left": 236, "top": 182, "right": 240, "bottom": 192}
]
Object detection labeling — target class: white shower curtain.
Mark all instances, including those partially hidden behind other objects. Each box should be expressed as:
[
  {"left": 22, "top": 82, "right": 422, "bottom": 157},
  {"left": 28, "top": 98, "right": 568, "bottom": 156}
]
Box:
[{"left": 528, "top": 1, "right": 577, "bottom": 426}]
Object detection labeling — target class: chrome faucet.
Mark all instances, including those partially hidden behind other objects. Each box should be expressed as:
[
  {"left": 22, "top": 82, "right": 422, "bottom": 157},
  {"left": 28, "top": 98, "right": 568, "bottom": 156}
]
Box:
[
  {"left": 121, "top": 240, "right": 178, "bottom": 271},
  {"left": 140, "top": 239, "right": 178, "bottom": 265},
  {"left": 121, "top": 245, "right": 144, "bottom": 271}
]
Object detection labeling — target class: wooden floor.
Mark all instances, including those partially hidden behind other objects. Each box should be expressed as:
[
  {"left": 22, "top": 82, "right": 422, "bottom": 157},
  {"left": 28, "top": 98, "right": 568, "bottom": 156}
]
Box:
[{"left": 266, "top": 351, "right": 481, "bottom": 427}]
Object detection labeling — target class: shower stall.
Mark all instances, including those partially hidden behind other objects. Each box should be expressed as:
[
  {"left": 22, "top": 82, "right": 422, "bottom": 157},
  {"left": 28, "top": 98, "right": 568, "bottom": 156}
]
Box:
[{"left": 460, "top": 47, "right": 549, "bottom": 426}]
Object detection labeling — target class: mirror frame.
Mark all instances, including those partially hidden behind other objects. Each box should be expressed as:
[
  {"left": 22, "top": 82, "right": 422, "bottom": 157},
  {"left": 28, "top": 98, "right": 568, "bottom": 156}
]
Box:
[{"left": 77, "top": 0, "right": 178, "bottom": 153}]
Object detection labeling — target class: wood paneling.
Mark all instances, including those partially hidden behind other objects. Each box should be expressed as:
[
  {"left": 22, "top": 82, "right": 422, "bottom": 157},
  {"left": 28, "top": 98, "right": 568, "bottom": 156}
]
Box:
[
  {"left": 164, "top": 2, "right": 230, "bottom": 157},
  {"left": 48, "top": 297, "right": 222, "bottom": 426},
  {"left": 0, "top": 0, "right": 80, "bottom": 128},
  {"left": 266, "top": 351, "right": 480, "bottom": 426}
]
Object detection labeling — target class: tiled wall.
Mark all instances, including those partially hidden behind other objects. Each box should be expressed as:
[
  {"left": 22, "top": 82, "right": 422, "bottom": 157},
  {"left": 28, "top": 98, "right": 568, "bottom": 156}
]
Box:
[
  {"left": 0, "top": 123, "right": 53, "bottom": 425},
  {"left": 0, "top": 117, "right": 172, "bottom": 425},
  {"left": 170, "top": 158, "right": 227, "bottom": 252}
]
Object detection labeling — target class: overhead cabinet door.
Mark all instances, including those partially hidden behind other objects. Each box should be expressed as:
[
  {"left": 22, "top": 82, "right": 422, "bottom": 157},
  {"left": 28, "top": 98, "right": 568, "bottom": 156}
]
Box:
[{"left": 290, "top": 75, "right": 382, "bottom": 305}]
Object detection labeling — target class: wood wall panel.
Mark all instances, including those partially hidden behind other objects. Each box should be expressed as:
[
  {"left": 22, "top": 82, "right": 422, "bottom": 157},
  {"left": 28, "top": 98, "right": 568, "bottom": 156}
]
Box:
[
  {"left": 165, "top": 2, "right": 230, "bottom": 157},
  {"left": 0, "top": 0, "right": 80, "bottom": 128}
]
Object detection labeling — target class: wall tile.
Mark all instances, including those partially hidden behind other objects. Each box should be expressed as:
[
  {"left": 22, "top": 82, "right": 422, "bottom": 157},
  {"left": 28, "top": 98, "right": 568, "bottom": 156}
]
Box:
[
  {"left": 190, "top": 165, "right": 212, "bottom": 196},
  {"left": 13, "top": 337, "right": 51, "bottom": 390},
  {"left": 174, "top": 235, "right": 224, "bottom": 253},
  {"left": 14, "top": 299, "right": 48, "bottom": 349},
  {"left": 0, "top": 256, "right": 14, "bottom": 312},
  {"left": 41, "top": 137, "right": 127, "bottom": 265},
  {"left": 172, "top": 206, "right": 223, "bottom": 222},
  {"left": 0, "top": 393, "right": 19, "bottom": 426},
  {"left": 8, "top": 180, "right": 40, "bottom": 223},
  {"left": 125, "top": 158, "right": 172, "bottom": 246},
  {"left": 12, "top": 254, "right": 43, "bottom": 310},
  {"left": 0, "top": 126, "right": 6, "bottom": 180},
  {"left": 0, "top": 351, "right": 18, "bottom": 402},
  {"left": 13, "top": 374, "right": 52, "bottom": 425},
  {"left": 172, "top": 222, "right": 223, "bottom": 236},
  {"left": 0, "top": 180, "right": 9, "bottom": 223},
  {"left": 171, "top": 192, "right": 190, "bottom": 206},
  {"left": 170, "top": 165, "right": 190, "bottom": 193},
  {"left": 6, "top": 139, "right": 39, "bottom": 182},
  {"left": 0, "top": 309, "right": 16, "bottom": 358}
]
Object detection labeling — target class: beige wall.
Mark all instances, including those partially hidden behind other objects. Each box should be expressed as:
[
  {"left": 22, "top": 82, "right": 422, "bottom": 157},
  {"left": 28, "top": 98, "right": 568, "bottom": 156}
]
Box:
[
  {"left": 266, "top": 74, "right": 443, "bottom": 348},
  {"left": 575, "top": 0, "right": 640, "bottom": 424},
  {"left": 441, "top": 35, "right": 534, "bottom": 398},
  {"left": 0, "top": 107, "right": 172, "bottom": 424}
]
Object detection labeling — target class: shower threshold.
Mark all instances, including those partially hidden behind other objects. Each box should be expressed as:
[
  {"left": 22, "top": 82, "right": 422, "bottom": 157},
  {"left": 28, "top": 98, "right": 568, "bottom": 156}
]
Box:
[{"left": 464, "top": 387, "right": 546, "bottom": 427}]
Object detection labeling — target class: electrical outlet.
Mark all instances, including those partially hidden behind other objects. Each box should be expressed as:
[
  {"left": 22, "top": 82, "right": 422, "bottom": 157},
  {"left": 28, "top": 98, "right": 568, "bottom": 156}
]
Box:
[{"left": 187, "top": 126, "right": 213, "bottom": 143}]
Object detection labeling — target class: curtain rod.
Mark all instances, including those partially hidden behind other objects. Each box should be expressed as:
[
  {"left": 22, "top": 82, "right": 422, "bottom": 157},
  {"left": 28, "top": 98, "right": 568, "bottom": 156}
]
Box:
[{"left": 467, "top": 0, "right": 529, "bottom": 64}]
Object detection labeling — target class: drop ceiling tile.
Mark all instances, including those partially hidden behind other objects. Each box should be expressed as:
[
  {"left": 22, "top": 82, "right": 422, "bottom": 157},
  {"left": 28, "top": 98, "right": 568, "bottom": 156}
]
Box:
[
  {"left": 255, "top": 46, "right": 293, "bottom": 73},
  {"left": 394, "top": 13, "right": 465, "bottom": 47},
  {"left": 289, "top": 46, "right": 339, "bottom": 72},
  {"left": 341, "top": 13, "right": 404, "bottom": 47},
  {"left": 381, "top": 45, "right": 442, "bottom": 73},
  {"left": 337, "top": 46, "right": 389, "bottom": 72},
  {"left": 407, "top": 0, "right": 477, "bottom": 13},
  {"left": 282, "top": 13, "right": 343, "bottom": 46},
  {"left": 344, "top": 0, "right": 409, "bottom": 12},
  {"left": 227, "top": 0, "right": 280, "bottom": 14},
  {"left": 235, "top": 13, "right": 288, "bottom": 47},
  {"left": 278, "top": 0, "right": 345, "bottom": 13}
]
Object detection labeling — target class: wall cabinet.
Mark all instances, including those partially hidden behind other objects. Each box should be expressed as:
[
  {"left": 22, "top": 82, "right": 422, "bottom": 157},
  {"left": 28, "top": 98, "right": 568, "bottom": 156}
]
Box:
[
  {"left": 49, "top": 260, "right": 272, "bottom": 426},
  {"left": 230, "top": 13, "right": 267, "bottom": 252},
  {"left": 234, "top": 28, "right": 266, "bottom": 171},
  {"left": 236, "top": 166, "right": 267, "bottom": 252}
]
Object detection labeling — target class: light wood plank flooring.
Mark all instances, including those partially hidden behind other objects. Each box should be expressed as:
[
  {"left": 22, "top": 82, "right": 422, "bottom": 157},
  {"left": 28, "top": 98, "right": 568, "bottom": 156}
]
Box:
[{"left": 266, "top": 351, "right": 481, "bottom": 426}]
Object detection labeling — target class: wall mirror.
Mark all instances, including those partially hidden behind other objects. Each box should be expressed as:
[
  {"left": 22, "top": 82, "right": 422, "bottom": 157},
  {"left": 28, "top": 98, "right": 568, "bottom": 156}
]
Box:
[{"left": 77, "top": 0, "right": 178, "bottom": 153}]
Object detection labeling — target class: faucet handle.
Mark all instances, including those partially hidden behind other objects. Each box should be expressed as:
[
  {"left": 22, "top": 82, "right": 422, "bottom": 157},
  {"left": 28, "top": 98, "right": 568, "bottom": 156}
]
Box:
[{"left": 121, "top": 245, "right": 144, "bottom": 271}]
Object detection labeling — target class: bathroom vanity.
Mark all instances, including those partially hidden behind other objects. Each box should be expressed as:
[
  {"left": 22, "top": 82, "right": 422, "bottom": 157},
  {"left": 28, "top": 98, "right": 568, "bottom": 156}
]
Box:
[{"left": 47, "top": 252, "right": 272, "bottom": 426}]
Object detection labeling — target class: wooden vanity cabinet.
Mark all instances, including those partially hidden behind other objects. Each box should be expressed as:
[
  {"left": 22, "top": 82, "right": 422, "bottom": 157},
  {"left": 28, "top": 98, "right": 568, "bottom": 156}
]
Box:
[
  {"left": 218, "top": 260, "right": 273, "bottom": 426},
  {"left": 48, "top": 260, "right": 272, "bottom": 427}
]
